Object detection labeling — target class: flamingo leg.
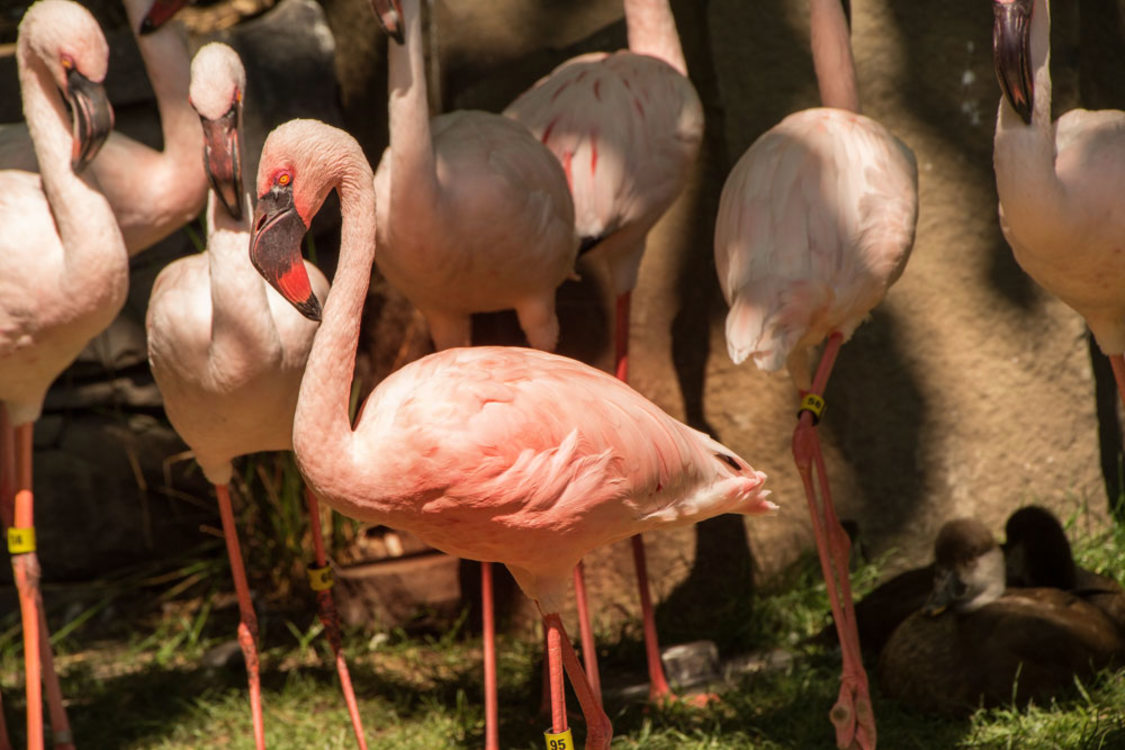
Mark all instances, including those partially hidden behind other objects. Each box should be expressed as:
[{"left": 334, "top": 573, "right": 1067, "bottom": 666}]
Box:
[
  {"left": 214, "top": 483, "right": 266, "bottom": 750},
  {"left": 611, "top": 290, "right": 676, "bottom": 703},
  {"left": 303, "top": 488, "right": 368, "bottom": 750},
  {"left": 481, "top": 562, "right": 499, "bottom": 750},
  {"left": 572, "top": 562, "right": 601, "bottom": 704},
  {"left": 0, "top": 409, "right": 12, "bottom": 750},
  {"left": 543, "top": 612, "right": 612, "bottom": 750},
  {"left": 791, "top": 332, "right": 874, "bottom": 750},
  {"left": 1109, "top": 355, "right": 1125, "bottom": 411}
]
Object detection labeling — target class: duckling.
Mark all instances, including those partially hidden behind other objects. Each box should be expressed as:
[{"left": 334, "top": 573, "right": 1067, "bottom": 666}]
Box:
[
  {"left": 877, "top": 518, "right": 1124, "bottom": 715},
  {"left": 1004, "top": 505, "right": 1125, "bottom": 635}
]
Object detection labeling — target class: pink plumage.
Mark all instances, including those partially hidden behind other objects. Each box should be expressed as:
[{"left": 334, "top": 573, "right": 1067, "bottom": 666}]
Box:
[{"left": 715, "top": 107, "right": 918, "bottom": 389}]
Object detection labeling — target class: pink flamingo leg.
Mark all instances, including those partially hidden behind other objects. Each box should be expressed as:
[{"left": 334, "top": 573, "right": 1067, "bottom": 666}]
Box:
[
  {"left": 38, "top": 608, "right": 73, "bottom": 750},
  {"left": 9, "top": 424, "right": 43, "bottom": 750},
  {"left": 303, "top": 488, "right": 368, "bottom": 750},
  {"left": 214, "top": 483, "right": 266, "bottom": 750},
  {"left": 0, "top": 409, "right": 12, "bottom": 750},
  {"left": 614, "top": 290, "right": 675, "bottom": 703},
  {"left": 481, "top": 562, "right": 499, "bottom": 750},
  {"left": 543, "top": 612, "right": 613, "bottom": 750},
  {"left": 1109, "top": 355, "right": 1125, "bottom": 410},
  {"left": 572, "top": 562, "right": 602, "bottom": 704},
  {"left": 791, "top": 332, "right": 874, "bottom": 750}
]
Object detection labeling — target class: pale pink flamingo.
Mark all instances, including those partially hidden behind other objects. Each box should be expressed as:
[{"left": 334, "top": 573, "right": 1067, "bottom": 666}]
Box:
[
  {"left": 0, "top": 2, "right": 126, "bottom": 748},
  {"left": 369, "top": 1, "right": 578, "bottom": 746},
  {"left": 246, "top": 117, "right": 774, "bottom": 750},
  {"left": 992, "top": 0, "right": 1125, "bottom": 401},
  {"left": 713, "top": 1, "right": 918, "bottom": 747},
  {"left": 503, "top": 0, "right": 705, "bottom": 704},
  {"left": 145, "top": 43, "right": 369, "bottom": 750},
  {"left": 0, "top": 0, "right": 205, "bottom": 256}
]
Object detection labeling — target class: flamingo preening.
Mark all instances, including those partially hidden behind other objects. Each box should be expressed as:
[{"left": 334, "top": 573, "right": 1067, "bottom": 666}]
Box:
[
  {"left": 713, "top": 0, "right": 919, "bottom": 747},
  {"left": 0, "top": 0, "right": 206, "bottom": 256},
  {"left": 504, "top": 0, "right": 705, "bottom": 704},
  {"left": 0, "top": 1, "right": 126, "bottom": 747},
  {"left": 369, "top": 1, "right": 578, "bottom": 746},
  {"left": 247, "top": 117, "right": 774, "bottom": 750},
  {"left": 991, "top": 0, "right": 1125, "bottom": 403},
  {"left": 145, "top": 43, "right": 368, "bottom": 750}
]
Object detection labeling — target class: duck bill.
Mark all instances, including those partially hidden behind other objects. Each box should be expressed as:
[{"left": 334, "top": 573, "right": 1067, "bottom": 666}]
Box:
[
  {"left": 250, "top": 185, "right": 321, "bottom": 321},
  {"left": 140, "top": 0, "right": 191, "bottom": 34},
  {"left": 200, "top": 104, "right": 243, "bottom": 221},
  {"left": 923, "top": 568, "right": 964, "bottom": 616},
  {"left": 66, "top": 68, "right": 113, "bottom": 173},
  {"left": 369, "top": 0, "right": 404, "bottom": 44},
  {"left": 993, "top": 0, "right": 1034, "bottom": 125}
]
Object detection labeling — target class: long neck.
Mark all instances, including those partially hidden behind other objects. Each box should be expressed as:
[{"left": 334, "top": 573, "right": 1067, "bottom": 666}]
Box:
[
  {"left": 19, "top": 46, "right": 124, "bottom": 282},
  {"left": 387, "top": 0, "right": 439, "bottom": 210},
  {"left": 809, "top": 0, "right": 859, "bottom": 112},
  {"left": 994, "top": 0, "right": 1063, "bottom": 236},
  {"left": 292, "top": 162, "right": 376, "bottom": 483},
  {"left": 624, "top": 0, "right": 687, "bottom": 76},
  {"left": 206, "top": 191, "right": 279, "bottom": 368}
]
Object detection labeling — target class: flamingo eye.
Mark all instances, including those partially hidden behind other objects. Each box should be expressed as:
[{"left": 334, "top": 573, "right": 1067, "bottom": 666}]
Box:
[
  {"left": 60, "top": 56, "right": 73, "bottom": 70},
  {"left": 277, "top": 172, "right": 291, "bottom": 187}
]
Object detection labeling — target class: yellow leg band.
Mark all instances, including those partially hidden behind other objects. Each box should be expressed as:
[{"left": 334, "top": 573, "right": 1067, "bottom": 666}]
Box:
[
  {"left": 307, "top": 564, "right": 334, "bottom": 591},
  {"left": 7, "top": 527, "right": 35, "bottom": 555},
  {"left": 798, "top": 393, "right": 826, "bottom": 424},
  {"left": 544, "top": 729, "right": 574, "bottom": 750}
]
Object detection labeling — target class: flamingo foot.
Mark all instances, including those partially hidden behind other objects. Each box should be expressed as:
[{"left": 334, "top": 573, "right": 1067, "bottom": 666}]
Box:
[{"left": 830, "top": 674, "right": 875, "bottom": 750}]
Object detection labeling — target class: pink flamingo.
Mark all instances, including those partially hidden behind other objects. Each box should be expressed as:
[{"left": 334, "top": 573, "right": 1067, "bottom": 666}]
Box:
[
  {"left": 145, "top": 43, "right": 369, "bottom": 750},
  {"left": 503, "top": 0, "right": 705, "bottom": 704},
  {"left": 369, "top": 1, "right": 578, "bottom": 746},
  {"left": 713, "top": 1, "right": 918, "bottom": 747},
  {"left": 0, "top": 0, "right": 206, "bottom": 256},
  {"left": 246, "top": 117, "right": 774, "bottom": 750},
  {"left": 0, "top": 2, "right": 126, "bottom": 748},
  {"left": 992, "top": 0, "right": 1125, "bottom": 401}
]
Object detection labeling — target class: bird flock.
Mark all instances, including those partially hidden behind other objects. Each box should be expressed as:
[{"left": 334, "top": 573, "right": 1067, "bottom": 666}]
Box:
[{"left": 0, "top": 0, "right": 1122, "bottom": 749}]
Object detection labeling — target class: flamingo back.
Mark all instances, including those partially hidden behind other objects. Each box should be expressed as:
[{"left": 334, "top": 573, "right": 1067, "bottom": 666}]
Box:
[
  {"left": 316, "top": 346, "right": 771, "bottom": 611},
  {"left": 505, "top": 50, "right": 703, "bottom": 293},
  {"left": 715, "top": 108, "right": 917, "bottom": 382}
]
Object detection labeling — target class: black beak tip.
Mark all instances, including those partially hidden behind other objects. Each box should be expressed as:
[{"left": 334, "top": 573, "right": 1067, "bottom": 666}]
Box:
[{"left": 298, "top": 295, "right": 322, "bottom": 322}]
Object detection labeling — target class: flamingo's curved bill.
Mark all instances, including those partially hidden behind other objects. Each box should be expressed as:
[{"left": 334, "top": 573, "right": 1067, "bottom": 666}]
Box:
[
  {"left": 993, "top": 0, "right": 1034, "bottom": 125},
  {"left": 65, "top": 67, "right": 113, "bottom": 173},
  {"left": 249, "top": 184, "right": 322, "bottom": 321},
  {"left": 200, "top": 101, "right": 243, "bottom": 221}
]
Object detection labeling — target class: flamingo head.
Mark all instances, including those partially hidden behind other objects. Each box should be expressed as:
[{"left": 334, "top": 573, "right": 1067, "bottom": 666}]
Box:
[
  {"left": 189, "top": 43, "right": 246, "bottom": 221},
  {"left": 139, "top": 0, "right": 191, "bottom": 34},
  {"left": 923, "top": 518, "right": 1005, "bottom": 616},
  {"left": 992, "top": 0, "right": 1034, "bottom": 125},
  {"left": 369, "top": 0, "right": 404, "bottom": 44},
  {"left": 249, "top": 120, "right": 347, "bottom": 322},
  {"left": 19, "top": 0, "right": 114, "bottom": 173}
]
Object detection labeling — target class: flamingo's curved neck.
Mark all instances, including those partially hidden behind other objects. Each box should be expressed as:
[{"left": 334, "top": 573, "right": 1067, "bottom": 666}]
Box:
[
  {"left": 18, "top": 41, "right": 123, "bottom": 283},
  {"left": 387, "top": 0, "right": 439, "bottom": 215},
  {"left": 994, "top": 0, "right": 1064, "bottom": 233},
  {"left": 292, "top": 154, "right": 376, "bottom": 490},
  {"left": 123, "top": 0, "right": 196, "bottom": 159},
  {"left": 624, "top": 0, "right": 687, "bottom": 77},
  {"left": 809, "top": 0, "right": 860, "bottom": 112}
]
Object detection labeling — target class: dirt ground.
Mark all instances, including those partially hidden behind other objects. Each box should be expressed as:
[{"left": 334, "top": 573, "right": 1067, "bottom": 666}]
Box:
[{"left": 3, "top": 0, "right": 1125, "bottom": 642}]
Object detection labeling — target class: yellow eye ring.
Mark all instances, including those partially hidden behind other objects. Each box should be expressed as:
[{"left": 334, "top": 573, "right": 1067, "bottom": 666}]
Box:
[{"left": 278, "top": 172, "right": 291, "bottom": 187}]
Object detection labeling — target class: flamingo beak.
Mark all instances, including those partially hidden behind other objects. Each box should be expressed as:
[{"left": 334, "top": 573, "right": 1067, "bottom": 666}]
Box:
[
  {"left": 369, "top": 0, "right": 404, "bottom": 44},
  {"left": 993, "top": 0, "right": 1034, "bottom": 125},
  {"left": 65, "top": 67, "right": 114, "bottom": 173},
  {"left": 140, "top": 0, "right": 191, "bottom": 34},
  {"left": 200, "top": 98, "right": 243, "bottom": 221},
  {"left": 250, "top": 184, "right": 322, "bottom": 321},
  {"left": 922, "top": 568, "right": 965, "bottom": 617}
]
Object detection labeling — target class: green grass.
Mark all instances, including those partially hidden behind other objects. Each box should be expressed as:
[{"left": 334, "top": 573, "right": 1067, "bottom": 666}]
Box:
[{"left": 1, "top": 505, "right": 1123, "bottom": 748}]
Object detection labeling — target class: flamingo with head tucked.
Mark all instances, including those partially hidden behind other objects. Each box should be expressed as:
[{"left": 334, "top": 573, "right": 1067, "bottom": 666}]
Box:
[
  {"left": 247, "top": 117, "right": 774, "bottom": 750},
  {"left": 0, "top": 2, "right": 126, "bottom": 747},
  {"left": 0, "top": 0, "right": 206, "bottom": 255},
  {"left": 145, "top": 43, "right": 369, "bottom": 750},
  {"left": 713, "top": 0, "right": 918, "bottom": 747},
  {"left": 991, "top": 0, "right": 1125, "bottom": 402},
  {"left": 503, "top": 0, "right": 705, "bottom": 705}
]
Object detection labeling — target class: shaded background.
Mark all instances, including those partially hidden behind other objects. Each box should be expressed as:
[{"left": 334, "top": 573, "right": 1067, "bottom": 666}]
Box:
[{"left": 1, "top": 0, "right": 1123, "bottom": 653}]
